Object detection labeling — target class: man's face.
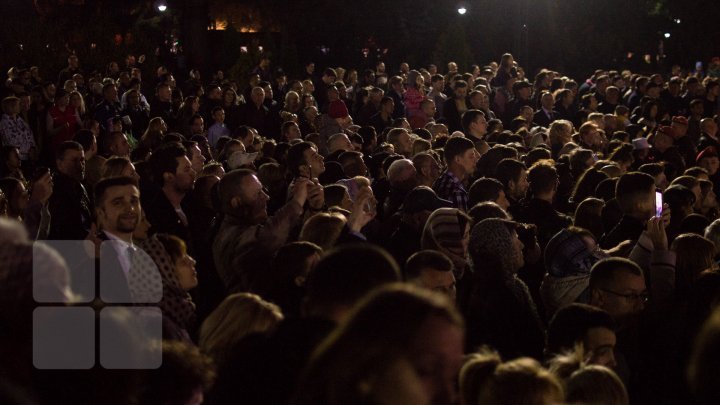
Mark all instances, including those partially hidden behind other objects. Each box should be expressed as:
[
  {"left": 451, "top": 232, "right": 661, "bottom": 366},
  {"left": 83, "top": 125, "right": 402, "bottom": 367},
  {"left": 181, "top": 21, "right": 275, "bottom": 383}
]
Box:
[
  {"left": 422, "top": 100, "right": 437, "bottom": 117},
  {"left": 302, "top": 147, "right": 325, "bottom": 177},
  {"left": 191, "top": 117, "right": 205, "bottom": 135},
  {"left": 383, "top": 100, "right": 395, "bottom": 114},
  {"left": 416, "top": 268, "right": 456, "bottom": 300},
  {"left": 57, "top": 148, "right": 85, "bottom": 181},
  {"left": 189, "top": 145, "right": 206, "bottom": 173},
  {"left": 654, "top": 172, "right": 669, "bottom": 191},
  {"left": 236, "top": 174, "right": 269, "bottom": 223},
  {"left": 699, "top": 157, "right": 720, "bottom": 176},
  {"left": 105, "top": 85, "right": 118, "bottom": 102},
  {"left": 471, "top": 116, "right": 488, "bottom": 136},
  {"left": 593, "top": 272, "right": 647, "bottom": 327},
  {"left": 509, "top": 170, "right": 529, "bottom": 200},
  {"left": 158, "top": 85, "right": 172, "bottom": 102},
  {"left": 432, "top": 79, "right": 445, "bottom": 92},
  {"left": 97, "top": 185, "right": 140, "bottom": 235},
  {"left": 397, "top": 131, "right": 413, "bottom": 156},
  {"left": 585, "top": 327, "right": 617, "bottom": 368},
  {"left": 454, "top": 86, "right": 467, "bottom": 99},
  {"left": 251, "top": 89, "right": 265, "bottom": 106},
  {"left": 170, "top": 156, "right": 196, "bottom": 194},
  {"left": 286, "top": 123, "right": 301, "bottom": 141},
  {"left": 541, "top": 93, "right": 555, "bottom": 110},
  {"left": 456, "top": 148, "right": 479, "bottom": 175},
  {"left": 68, "top": 56, "right": 79, "bottom": 69},
  {"left": 496, "top": 189, "right": 510, "bottom": 210}
]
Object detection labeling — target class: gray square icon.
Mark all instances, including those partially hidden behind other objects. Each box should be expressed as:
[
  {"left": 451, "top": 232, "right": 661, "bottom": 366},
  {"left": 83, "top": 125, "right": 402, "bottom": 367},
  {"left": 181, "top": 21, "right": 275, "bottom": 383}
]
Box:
[
  {"left": 33, "top": 307, "right": 95, "bottom": 369},
  {"left": 99, "top": 306, "right": 163, "bottom": 369},
  {"left": 37, "top": 240, "right": 95, "bottom": 303}
]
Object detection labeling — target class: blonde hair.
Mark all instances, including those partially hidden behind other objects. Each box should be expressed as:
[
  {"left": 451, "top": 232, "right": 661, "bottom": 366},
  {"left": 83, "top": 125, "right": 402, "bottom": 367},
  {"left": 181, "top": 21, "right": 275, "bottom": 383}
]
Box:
[
  {"left": 69, "top": 90, "right": 86, "bottom": 116},
  {"left": 199, "top": 293, "right": 283, "bottom": 363},
  {"left": 299, "top": 212, "right": 347, "bottom": 250},
  {"left": 101, "top": 156, "right": 132, "bottom": 179},
  {"left": 469, "top": 350, "right": 564, "bottom": 405},
  {"left": 548, "top": 119, "right": 573, "bottom": 147},
  {"left": 548, "top": 348, "right": 628, "bottom": 405}
]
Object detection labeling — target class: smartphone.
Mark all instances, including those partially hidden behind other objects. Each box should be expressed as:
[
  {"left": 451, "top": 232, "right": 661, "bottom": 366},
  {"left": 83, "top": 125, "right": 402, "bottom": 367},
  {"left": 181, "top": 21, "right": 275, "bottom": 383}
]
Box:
[{"left": 655, "top": 190, "right": 663, "bottom": 217}]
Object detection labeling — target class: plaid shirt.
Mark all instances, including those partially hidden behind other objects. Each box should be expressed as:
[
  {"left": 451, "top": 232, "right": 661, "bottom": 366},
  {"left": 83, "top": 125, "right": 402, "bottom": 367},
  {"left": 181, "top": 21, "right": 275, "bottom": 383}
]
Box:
[{"left": 433, "top": 170, "right": 468, "bottom": 212}]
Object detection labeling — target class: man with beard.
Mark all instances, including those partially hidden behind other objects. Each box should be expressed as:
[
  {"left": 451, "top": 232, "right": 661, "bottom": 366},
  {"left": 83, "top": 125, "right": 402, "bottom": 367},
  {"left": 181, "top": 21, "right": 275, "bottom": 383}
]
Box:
[
  {"left": 213, "top": 169, "right": 310, "bottom": 292},
  {"left": 92, "top": 176, "right": 150, "bottom": 303},
  {"left": 48, "top": 141, "right": 92, "bottom": 240},
  {"left": 145, "top": 143, "right": 197, "bottom": 244}
]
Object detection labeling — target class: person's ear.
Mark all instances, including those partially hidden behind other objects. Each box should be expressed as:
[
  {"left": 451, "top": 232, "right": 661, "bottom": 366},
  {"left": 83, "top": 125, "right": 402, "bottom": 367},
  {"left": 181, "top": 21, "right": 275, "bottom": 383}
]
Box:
[
  {"left": 591, "top": 288, "right": 603, "bottom": 307},
  {"left": 230, "top": 196, "right": 240, "bottom": 209},
  {"left": 163, "top": 172, "right": 173, "bottom": 183}
]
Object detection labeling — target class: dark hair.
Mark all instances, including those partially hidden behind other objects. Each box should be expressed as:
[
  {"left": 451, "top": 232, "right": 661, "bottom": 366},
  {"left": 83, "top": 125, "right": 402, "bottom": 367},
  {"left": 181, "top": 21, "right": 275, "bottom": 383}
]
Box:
[
  {"left": 286, "top": 141, "right": 315, "bottom": 177},
  {"left": 495, "top": 158, "right": 526, "bottom": 190},
  {"left": 589, "top": 258, "right": 643, "bottom": 290},
  {"left": 639, "top": 163, "right": 665, "bottom": 178},
  {"left": 149, "top": 143, "right": 187, "bottom": 186},
  {"left": 468, "top": 201, "right": 509, "bottom": 225},
  {"left": 615, "top": 172, "right": 655, "bottom": 215},
  {"left": 405, "top": 250, "right": 454, "bottom": 281},
  {"left": 55, "top": 141, "right": 83, "bottom": 161},
  {"left": 571, "top": 168, "right": 609, "bottom": 205},
  {"left": 443, "top": 136, "right": 475, "bottom": 164},
  {"left": 94, "top": 176, "right": 139, "bottom": 205},
  {"left": 468, "top": 177, "right": 504, "bottom": 207},
  {"left": 73, "top": 129, "right": 95, "bottom": 152},
  {"left": 324, "top": 184, "right": 348, "bottom": 207},
  {"left": 461, "top": 109, "right": 486, "bottom": 134},
  {"left": 546, "top": 303, "right": 616, "bottom": 355},
  {"left": 528, "top": 160, "right": 558, "bottom": 196},
  {"left": 303, "top": 244, "right": 401, "bottom": 317}
]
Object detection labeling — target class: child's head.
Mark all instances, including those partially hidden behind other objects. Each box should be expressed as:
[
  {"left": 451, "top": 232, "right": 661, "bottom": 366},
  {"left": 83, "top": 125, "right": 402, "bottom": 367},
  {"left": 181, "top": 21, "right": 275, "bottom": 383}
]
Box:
[{"left": 212, "top": 106, "right": 225, "bottom": 124}]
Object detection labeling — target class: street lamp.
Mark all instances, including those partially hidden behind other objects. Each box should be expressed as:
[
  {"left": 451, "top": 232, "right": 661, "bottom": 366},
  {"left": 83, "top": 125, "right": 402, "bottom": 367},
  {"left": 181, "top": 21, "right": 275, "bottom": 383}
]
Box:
[
  {"left": 155, "top": 1, "right": 168, "bottom": 12},
  {"left": 457, "top": 7, "right": 467, "bottom": 15},
  {"left": 664, "top": 32, "right": 671, "bottom": 39}
]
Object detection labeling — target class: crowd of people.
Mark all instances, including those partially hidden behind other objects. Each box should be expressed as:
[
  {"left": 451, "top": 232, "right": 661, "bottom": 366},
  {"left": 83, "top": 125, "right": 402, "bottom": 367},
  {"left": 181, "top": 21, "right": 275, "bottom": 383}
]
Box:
[{"left": 3, "top": 50, "right": 720, "bottom": 404}]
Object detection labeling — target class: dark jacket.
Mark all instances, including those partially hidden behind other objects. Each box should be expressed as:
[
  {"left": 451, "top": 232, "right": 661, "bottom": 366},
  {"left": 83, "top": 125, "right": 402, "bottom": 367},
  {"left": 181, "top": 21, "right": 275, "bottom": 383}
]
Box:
[
  {"left": 144, "top": 189, "right": 192, "bottom": 245},
  {"left": 600, "top": 215, "right": 646, "bottom": 249},
  {"left": 47, "top": 171, "right": 92, "bottom": 241},
  {"left": 509, "top": 198, "right": 572, "bottom": 249}
]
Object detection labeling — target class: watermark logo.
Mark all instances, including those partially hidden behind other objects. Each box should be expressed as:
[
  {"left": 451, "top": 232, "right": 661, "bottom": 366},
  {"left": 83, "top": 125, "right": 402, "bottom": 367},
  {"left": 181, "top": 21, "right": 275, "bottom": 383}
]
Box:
[{"left": 33, "top": 240, "right": 163, "bottom": 369}]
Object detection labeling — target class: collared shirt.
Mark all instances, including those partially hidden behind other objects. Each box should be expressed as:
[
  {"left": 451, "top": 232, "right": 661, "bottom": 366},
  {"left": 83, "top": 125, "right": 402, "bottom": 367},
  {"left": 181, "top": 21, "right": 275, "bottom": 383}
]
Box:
[
  {"left": 103, "top": 231, "right": 135, "bottom": 278},
  {"left": 433, "top": 170, "right": 468, "bottom": 212},
  {"left": 207, "top": 122, "right": 230, "bottom": 149}
]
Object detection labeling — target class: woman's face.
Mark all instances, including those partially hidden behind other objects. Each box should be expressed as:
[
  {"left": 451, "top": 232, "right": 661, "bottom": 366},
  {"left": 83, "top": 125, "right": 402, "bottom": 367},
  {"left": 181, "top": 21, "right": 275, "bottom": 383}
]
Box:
[
  {"left": 511, "top": 230, "right": 525, "bottom": 270},
  {"left": 175, "top": 252, "right": 198, "bottom": 290}
]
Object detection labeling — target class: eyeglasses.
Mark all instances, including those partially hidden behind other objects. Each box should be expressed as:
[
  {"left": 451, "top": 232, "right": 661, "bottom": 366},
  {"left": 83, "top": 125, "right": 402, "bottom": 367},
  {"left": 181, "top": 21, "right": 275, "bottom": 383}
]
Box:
[{"left": 600, "top": 288, "right": 649, "bottom": 304}]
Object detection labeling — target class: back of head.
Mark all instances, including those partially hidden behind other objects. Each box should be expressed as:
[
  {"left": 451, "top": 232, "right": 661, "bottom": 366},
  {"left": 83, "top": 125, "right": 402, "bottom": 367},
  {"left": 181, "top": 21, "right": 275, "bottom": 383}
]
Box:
[
  {"left": 296, "top": 284, "right": 462, "bottom": 405},
  {"left": 468, "top": 201, "right": 509, "bottom": 224},
  {"left": 495, "top": 158, "right": 525, "bottom": 190},
  {"left": 468, "top": 177, "right": 504, "bottom": 207},
  {"left": 476, "top": 356, "right": 564, "bottom": 405},
  {"left": 566, "top": 365, "right": 628, "bottom": 405},
  {"left": 615, "top": 171, "right": 654, "bottom": 216},
  {"left": 460, "top": 351, "right": 502, "bottom": 405},
  {"left": 303, "top": 244, "right": 401, "bottom": 320},
  {"left": 299, "top": 212, "right": 347, "bottom": 250},
  {"left": 547, "top": 303, "right": 616, "bottom": 355},
  {"left": 689, "top": 306, "right": 720, "bottom": 405},
  {"left": 148, "top": 142, "right": 186, "bottom": 186},
  {"left": 528, "top": 160, "right": 558, "bottom": 196}
]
